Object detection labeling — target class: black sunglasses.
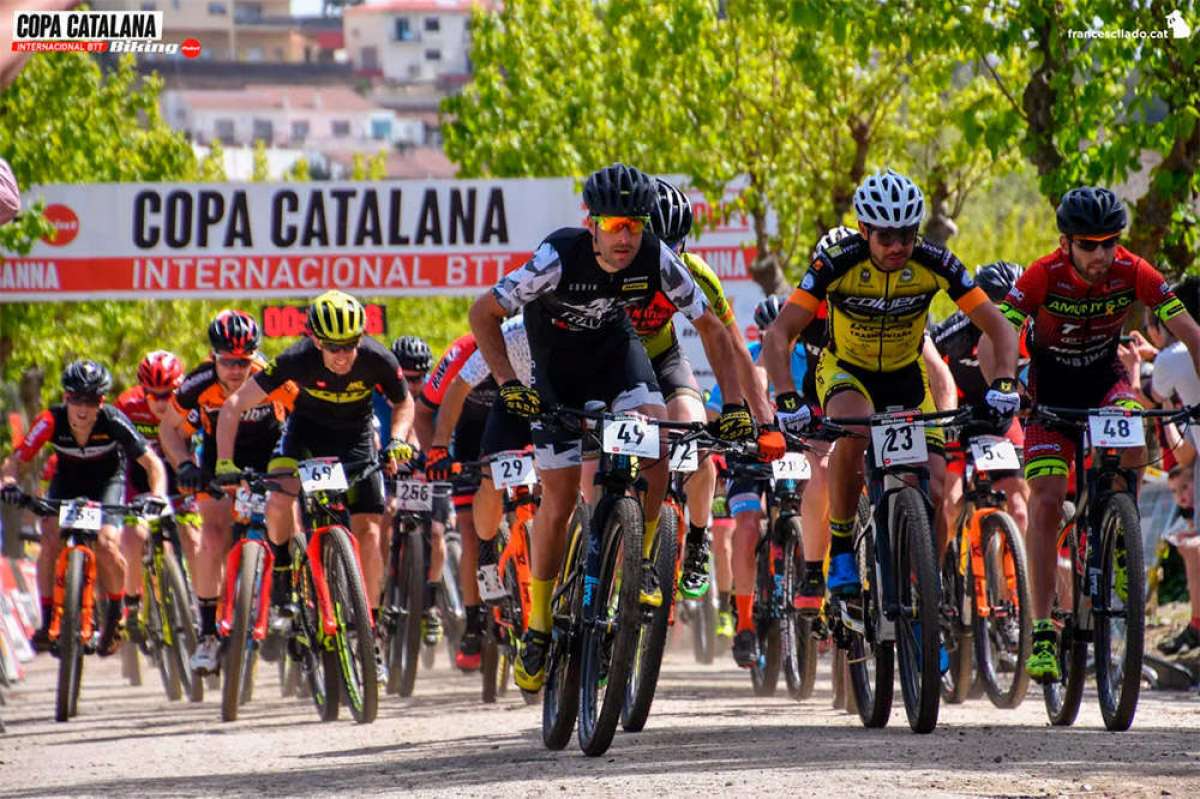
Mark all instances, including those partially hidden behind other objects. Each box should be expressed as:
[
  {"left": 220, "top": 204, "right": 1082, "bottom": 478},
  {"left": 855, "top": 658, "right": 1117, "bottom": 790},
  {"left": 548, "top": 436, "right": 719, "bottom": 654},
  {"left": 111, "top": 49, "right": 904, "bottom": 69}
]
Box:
[
  {"left": 65, "top": 392, "right": 102, "bottom": 407},
  {"left": 1072, "top": 236, "right": 1119, "bottom": 252},
  {"left": 322, "top": 339, "right": 360, "bottom": 354},
  {"left": 867, "top": 224, "right": 919, "bottom": 247}
]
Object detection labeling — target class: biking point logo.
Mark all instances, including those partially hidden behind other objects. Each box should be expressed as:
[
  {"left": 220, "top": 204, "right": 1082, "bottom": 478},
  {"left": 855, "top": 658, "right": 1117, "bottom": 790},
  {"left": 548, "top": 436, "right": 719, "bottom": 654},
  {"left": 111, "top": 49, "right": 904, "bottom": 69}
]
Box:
[{"left": 11, "top": 10, "right": 201, "bottom": 58}]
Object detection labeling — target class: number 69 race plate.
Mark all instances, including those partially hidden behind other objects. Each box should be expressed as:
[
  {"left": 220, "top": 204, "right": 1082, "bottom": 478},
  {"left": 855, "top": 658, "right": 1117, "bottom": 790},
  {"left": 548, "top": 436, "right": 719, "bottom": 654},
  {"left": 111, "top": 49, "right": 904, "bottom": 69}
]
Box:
[
  {"left": 298, "top": 459, "right": 348, "bottom": 493},
  {"left": 870, "top": 414, "right": 928, "bottom": 467}
]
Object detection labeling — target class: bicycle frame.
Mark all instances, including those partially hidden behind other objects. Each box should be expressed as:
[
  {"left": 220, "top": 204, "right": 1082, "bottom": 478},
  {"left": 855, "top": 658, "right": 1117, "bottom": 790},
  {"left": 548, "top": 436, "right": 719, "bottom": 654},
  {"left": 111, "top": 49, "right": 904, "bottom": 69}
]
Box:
[
  {"left": 141, "top": 513, "right": 189, "bottom": 648},
  {"left": 496, "top": 485, "right": 536, "bottom": 635},
  {"left": 217, "top": 488, "right": 274, "bottom": 642},
  {"left": 51, "top": 533, "right": 99, "bottom": 644},
  {"left": 953, "top": 452, "right": 1016, "bottom": 620}
]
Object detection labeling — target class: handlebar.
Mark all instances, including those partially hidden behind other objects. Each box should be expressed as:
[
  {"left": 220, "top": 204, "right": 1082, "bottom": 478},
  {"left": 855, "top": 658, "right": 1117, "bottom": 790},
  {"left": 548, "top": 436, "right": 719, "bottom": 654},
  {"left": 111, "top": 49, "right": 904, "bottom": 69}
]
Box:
[{"left": 1, "top": 489, "right": 172, "bottom": 520}]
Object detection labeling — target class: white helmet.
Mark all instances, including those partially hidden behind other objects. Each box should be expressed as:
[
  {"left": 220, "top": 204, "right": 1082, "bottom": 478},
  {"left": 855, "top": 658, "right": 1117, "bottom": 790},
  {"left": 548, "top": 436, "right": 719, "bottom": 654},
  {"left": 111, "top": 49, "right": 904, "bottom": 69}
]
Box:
[
  {"left": 812, "top": 225, "right": 857, "bottom": 261},
  {"left": 853, "top": 168, "right": 925, "bottom": 229}
]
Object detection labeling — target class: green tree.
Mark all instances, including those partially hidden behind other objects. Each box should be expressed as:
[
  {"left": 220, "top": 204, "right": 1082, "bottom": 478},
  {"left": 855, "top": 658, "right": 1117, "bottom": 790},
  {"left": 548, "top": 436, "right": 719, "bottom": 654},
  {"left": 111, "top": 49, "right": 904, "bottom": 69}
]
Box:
[{"left": 251, "top": 138, "right": 269, "bottom": 181}]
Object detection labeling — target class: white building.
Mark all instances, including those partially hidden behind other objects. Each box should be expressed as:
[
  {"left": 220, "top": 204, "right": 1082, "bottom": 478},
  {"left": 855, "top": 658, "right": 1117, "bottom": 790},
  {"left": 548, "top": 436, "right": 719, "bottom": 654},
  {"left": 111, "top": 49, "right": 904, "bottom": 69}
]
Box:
[
  {"left": 343, "top": 0, "right": 495, "bottom": 83},
  {"left": 162, "top": 84, "right": 423, "bottom": 149}
]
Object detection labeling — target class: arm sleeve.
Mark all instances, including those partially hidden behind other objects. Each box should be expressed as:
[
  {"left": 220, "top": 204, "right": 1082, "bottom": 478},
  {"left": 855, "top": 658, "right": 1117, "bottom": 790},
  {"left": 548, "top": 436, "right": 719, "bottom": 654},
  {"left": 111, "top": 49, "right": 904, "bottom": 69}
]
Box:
[
  {"left": 491, "top": 242, "right": 562, "bottom": 314},
  {"left": 659, "top": 245, "right": 708, "bottom": 321},
  {"left": 108, "top": 407, "right": 149, "bottom": 461},
  {"left": 998, "top": 265, "right": 1045, "bottom": 327},
  {"left": 1135, "top": 258, "right": 1185, "bottom": 323},
  {"left": 375, "top": 350, "right": 409, "bottom": 405},
  {"left": 422, "top": 339, "right": 475, "bottom": 408},
  {"left": 0, "top": 158, "right": 19, "bottom": 226},
  {"left": 457, "top": 350, "right": 489, "bottom": 389},
  {"left": 14, "top": 410, "right": 53, "bottom": 462},
  {"left": 786, "top": 258, "right": 831, "bottom": 313},
  {"left": 684, "top": 253, "right": 734, "bottom": 325}
]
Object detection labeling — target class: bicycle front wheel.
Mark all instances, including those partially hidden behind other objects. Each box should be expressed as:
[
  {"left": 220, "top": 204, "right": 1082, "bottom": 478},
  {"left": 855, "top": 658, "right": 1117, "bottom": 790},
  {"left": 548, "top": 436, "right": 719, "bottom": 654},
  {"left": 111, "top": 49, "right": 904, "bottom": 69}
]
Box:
[
  {"left": 162, "top": 552, "right": 201, "bottom": 702},
  {"left": 939, "top": 541, "right": 972, "bottom": 705},
  {"left": 296, "top": 536, "right": 340, "bottom": 721},
  {"left": 622, "top": 504, "right": 676, "bottom": 732},
  {"left": 386, "top": 524, "right": 424, "bottom": 697},
  {"left": 324, "top": 527, "right": 379, "bottom": 724},
  {"left": 222, "top": 543, "right": 264, "bottom": 722},
  {"left": 1094, "top": 492, "right": 1144, "bottom": 732},
  {"left": 892, "top": 487, "right": 941, "bottom": 733},
  {"left": 973, "top": 510, "right": 1031, "bottom": 709},
  {"left": 578, "top": 495, "right": 642, "bottom": 757},
  {"left": 55, "top": 550, "right": 85, "bottom": 723},
  {"left": 847, "top": 494, "right": 893, "bottom": 728},
  {"left": 780, "top": 517, "right": 817, "bottom": 701}
]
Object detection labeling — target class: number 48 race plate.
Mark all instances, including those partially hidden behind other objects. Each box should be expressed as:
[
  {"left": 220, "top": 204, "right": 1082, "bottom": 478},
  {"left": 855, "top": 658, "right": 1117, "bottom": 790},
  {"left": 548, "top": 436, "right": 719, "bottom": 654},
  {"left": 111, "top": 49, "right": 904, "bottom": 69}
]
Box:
[{"left": 1088, "top": 410, "right": 1145, "bottom": 448}]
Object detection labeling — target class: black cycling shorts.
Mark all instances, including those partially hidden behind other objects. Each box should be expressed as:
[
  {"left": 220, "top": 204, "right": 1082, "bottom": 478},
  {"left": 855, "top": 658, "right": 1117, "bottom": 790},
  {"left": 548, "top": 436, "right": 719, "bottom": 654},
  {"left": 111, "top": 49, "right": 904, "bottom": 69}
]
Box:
[
  {"left": 651, "top": 343, "right": 703, "bottom": 404},
  {"left": 201, "top": 431, "right": 276, "bottom": 480},
  {"left": 50, "top": 467, "right": 125, "bottom": 527},
  {"left": 127, "top": 459, "right": 178, "bottom": 502},
  {"left": 270, "top": 415, "right": 385, "bottom": 515},
  {"left": 529, "top": 327, "right": 664, "bottom": 471},
  {"left": 450, "top": 414, "right": 485, "bottom": 507},
  {"left": 480, "top": 403, "right": 533, "bottom": 459}
]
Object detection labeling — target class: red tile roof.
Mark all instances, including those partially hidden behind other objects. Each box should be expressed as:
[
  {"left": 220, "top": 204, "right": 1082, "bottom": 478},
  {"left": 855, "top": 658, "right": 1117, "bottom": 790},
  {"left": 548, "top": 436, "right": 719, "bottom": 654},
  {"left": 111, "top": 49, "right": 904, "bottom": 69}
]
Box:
[
  {"left": 175, "top": 85, "right": 376, "bottom": 113},
  {"left": 345, "top": 0, "right": 497, "bottom": 15}
]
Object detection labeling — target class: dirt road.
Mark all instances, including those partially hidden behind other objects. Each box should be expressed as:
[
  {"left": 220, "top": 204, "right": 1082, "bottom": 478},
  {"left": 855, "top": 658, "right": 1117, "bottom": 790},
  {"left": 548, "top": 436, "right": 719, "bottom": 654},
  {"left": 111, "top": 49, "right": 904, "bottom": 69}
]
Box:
[{"left": 2, "top": 639, "right": 1199, "bottom": 798}]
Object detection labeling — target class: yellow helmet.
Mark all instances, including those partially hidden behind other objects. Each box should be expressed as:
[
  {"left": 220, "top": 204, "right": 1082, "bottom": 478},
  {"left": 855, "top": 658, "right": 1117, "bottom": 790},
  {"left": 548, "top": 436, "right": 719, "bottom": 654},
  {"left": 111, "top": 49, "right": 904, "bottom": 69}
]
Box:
[{"left": 308, "top": 290, "right": 366, "bottom": 343}]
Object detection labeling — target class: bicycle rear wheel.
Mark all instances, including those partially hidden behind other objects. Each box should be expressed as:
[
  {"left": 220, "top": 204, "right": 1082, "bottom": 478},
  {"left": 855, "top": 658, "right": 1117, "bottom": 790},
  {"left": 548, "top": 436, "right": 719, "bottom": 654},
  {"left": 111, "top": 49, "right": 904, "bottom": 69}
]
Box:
[
  {"left": 441, "top": 530, "right": 466, "bottom": 668},
  {"left": 893, "top": 487, "right": 941, "bottom": 733},
  {"left": 55, "top": 550, "right": 85, "bottom": 723},
  {"left": 578, "top": 495, "right": 641, "bottom": 756},
  {"left": 222, "top": 543, "right": 263, "bottom": 722},
  {"left": 847, "top": 498, "right": 894, "bottom": 728},
  {"left": 974, "top": 511, "right": 1031, "bottom": 709},
  {"left": 387, "top": 524, "right": 424, "bottom": 697},
  {"left": 324, "top": 527, "right": 378, "bottom": 724},
  {"left": 1094, "top": 493, "right": 1144, "bottom": 732},
  {"left": 543, "top": 502, "right": 587, "bottom": 750},
  {"left": 939, "top": 542, "right": 972, "bottom": 705},
  {"left": 622, "top": 504, "right": 676, "bottom": 732},
  {"left": 691, "top": 580, "right": 717, "bottom": 664}
]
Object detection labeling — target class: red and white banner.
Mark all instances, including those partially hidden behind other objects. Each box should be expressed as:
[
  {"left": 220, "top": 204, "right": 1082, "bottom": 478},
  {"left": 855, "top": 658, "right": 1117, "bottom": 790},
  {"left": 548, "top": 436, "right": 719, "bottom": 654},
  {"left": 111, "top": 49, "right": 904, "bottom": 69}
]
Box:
[{"left": 3, "top": 178, "right": 762, "bottom": 302}]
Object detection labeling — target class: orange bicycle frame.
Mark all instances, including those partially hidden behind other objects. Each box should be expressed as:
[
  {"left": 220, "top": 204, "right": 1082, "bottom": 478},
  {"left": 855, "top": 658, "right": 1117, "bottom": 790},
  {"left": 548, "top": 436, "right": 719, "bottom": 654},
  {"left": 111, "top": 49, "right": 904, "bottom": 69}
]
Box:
[
  {"left": 217, "top": 539, "right": 274, "bottom": 640},
  {"left": 50, "top": 544, "right": 97, "bottom": 642},
  {"left": 496, "top": 485, "right": 536, "bottom": 633}
]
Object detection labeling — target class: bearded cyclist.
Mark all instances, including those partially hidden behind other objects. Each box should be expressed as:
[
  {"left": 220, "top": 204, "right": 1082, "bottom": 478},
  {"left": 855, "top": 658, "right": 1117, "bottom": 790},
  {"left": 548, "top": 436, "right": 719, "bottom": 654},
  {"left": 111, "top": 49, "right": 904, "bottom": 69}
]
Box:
[
  {"left": 762, "top": 169, "right": 1019, "bottom": 633},
  {"left": 1, "top": 361, "right": 168, "bottom": 656},
  {"left": 216, "top": 290, "right": 416, "bottom": 680},
  {"left": 998, "top": 187, "right": 1200, "bottom": 682},
  {"left": 472, "top": 163, "right": 777, "bottom": 692},
  {"left": 625, "top": 178, "right": 774, "bottom": 602},
  {"left": 159, "top": 310, "right": 298, "bottom": 673}
]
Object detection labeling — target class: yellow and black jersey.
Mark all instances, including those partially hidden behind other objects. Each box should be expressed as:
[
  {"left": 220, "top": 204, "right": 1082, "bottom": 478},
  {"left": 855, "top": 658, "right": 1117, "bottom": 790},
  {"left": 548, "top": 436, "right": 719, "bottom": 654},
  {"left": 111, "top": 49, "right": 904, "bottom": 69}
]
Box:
[{"left": 788, "top": 234, "right": 987, "bottom": 372}]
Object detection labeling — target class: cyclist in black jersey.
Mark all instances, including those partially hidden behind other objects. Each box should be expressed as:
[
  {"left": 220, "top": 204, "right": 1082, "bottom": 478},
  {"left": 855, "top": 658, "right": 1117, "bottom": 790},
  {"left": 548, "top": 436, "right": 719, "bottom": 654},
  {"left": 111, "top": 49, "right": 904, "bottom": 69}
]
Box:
[
  {"left": 216, "top": 290, "right": 415, "bottom": 680},
  {"left": 2, "top": 361, "right": 168, "bottom": 655},
  {"left": 470, "top": 162, "right": 765, "bottom": 692}
]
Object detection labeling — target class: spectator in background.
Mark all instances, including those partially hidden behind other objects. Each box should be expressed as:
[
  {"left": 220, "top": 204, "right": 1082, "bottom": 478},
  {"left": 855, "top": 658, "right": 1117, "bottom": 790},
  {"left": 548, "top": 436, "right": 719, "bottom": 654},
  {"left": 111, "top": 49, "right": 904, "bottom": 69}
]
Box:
[
  {"left": 0, "top": 156, "right": 18, "bottom": 225},
  {"left": 1160, "top": 463, "right": 1200, "bottom": 654}
]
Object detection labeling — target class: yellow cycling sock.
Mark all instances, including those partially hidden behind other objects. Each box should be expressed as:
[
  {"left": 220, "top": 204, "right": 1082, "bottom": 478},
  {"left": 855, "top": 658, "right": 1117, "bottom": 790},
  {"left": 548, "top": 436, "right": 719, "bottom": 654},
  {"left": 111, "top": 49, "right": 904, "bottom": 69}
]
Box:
[
  {"left": 642, "top": 517, "right": 659, "bottom": 560},
  {"left": 829, "top": 516, "right": 854, "bottom": 557},
  {"left": 528, "top": 577, "right": 554, "bottom": 634}
]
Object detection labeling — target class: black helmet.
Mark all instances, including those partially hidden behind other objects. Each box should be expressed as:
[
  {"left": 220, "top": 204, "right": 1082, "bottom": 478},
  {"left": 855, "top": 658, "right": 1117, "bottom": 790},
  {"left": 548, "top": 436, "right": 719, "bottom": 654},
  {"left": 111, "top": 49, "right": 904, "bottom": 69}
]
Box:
[
  {"left": 975, "top": 261, "right": 1024, "bottom": 302},
  {"left": 1171, "top": 276, "right": 1200, "bottom": 323},
  {"left": 391, "top": 335, "right": 432, "bottom": 372},
  {"left": 1056, "top": 187, "right": 1127, "bottom": 237},
  {"left": 649, "top": 178, "right": 693, "bottom": 247},
  {"left": 582, "top": 163, "right": 655, "bottom": 217},
  {"left": 62, "top": 359, "right": 112, "bottom": 397},
  {"left": 753, "top": 295, "right": 784, "bottom": 332},
  {"left": 207, "top": 309, "right": 261, "bottom": 356}
]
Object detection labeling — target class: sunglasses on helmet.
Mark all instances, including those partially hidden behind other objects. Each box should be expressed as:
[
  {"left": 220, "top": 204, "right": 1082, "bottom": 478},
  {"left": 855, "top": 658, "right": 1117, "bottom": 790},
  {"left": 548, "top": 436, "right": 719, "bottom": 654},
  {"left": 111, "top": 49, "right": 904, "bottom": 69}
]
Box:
[
  {"left": 1072, "top": 236, "right": 1119, "bottom": 252},
  {"left": 592, "top": 215, "right": 651, "bottom": 236}
]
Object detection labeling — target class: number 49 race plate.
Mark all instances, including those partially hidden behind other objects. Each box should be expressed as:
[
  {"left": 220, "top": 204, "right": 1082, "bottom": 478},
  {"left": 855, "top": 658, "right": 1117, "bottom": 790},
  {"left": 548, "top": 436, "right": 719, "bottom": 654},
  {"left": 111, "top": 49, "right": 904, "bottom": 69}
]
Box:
[{"left": 602, "top": 416, "right": 660, "bottom": 458}]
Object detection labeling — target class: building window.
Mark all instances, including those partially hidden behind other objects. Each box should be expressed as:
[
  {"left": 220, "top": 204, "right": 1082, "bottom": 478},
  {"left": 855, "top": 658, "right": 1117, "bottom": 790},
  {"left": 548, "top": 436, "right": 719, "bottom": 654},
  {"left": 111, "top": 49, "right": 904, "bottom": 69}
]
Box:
[
  {"left": 246, "top": 46, "right": 264, "bottom": 62},
  {"left": 215, "top": 118, "right": 236, "bottom": 144},
  {"left": 208, "top": 2, "right": 227, "bottom": 15},
  {"left": 425, "top": 49, "right": 441, "bottom": 61},
  {"left": 252, "top": 119, "right": 274, "bottom": 143},
  {"left": 332, "top": 120, "right": 351, "bottom": 138},
  {"left": 424, "top": 17, "right": 440, "bottom": 32},
  {"left": 371, "top": 118, "right": 393, "bottom": 141},
  {"left": 291, "top": 120, "right": 310, "bottom": 143},
  {"left": 141, "top": 2, "right": 157, "bottom": 10},
  {"left": 360, "top": 46, "right": 379, "bottom": 70},
  {"left": 394, "top": 18, "right": 414, "bottom": 41}
]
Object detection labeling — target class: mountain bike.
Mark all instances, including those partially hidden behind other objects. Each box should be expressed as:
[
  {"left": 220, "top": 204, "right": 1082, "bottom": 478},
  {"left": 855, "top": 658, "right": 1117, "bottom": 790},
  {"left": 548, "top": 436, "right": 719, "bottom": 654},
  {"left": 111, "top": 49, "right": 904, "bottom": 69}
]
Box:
[
  {"left": 379, "top": 464, "right": 433, "bottom": 697},
  {"left": 1032, "top": 403, "right": 1196, "bottom": 731},
  {"left": 3, "top": 491, "right": 169, "bottom": 722},
  {"left": 217, "top": 455, "right": 382, "bottom": 724},
  {"left": 538, "top": 403, "right": 693, "bottom": 756},
  {"left": 941, "top": 429, "right": 1031, "bottom": 708},
  {"left": 126, "top": 497, "right": 200, "bottom": 704},
  {"left": 819, "top": 407, "right": 971, "bottom": 733}
]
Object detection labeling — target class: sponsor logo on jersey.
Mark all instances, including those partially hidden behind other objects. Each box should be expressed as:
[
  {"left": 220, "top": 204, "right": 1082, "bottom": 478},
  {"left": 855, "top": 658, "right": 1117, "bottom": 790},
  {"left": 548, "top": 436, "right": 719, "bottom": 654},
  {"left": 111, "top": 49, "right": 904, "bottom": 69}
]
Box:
[
  {"left": 800, "top": 273, "right": 816, "bottom": 291},
  {"left": 566, "top": 283, "right": 599, "bottom": 292},
  {"left": 900, "top": 268, "right": 914, "bottom": 282},
  {"left": 1044, "top": 290, "right": 1134, "bottom": 319},
  {"left": 860, "top": 269, "right": 871, "bottom": 282},
  {"left": 840, "top": 294, "right": 928, "bottom": 314},
  {"left": 621, "top": 279, "right": 649, "bottom": 292}
]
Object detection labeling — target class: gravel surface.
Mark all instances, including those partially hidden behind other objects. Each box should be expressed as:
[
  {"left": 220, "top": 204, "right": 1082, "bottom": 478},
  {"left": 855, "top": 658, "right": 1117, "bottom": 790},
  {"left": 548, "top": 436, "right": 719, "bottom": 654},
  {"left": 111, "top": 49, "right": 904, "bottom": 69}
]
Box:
[{"left": 3, "top": 634, "right": 1200, "bottom": 798}]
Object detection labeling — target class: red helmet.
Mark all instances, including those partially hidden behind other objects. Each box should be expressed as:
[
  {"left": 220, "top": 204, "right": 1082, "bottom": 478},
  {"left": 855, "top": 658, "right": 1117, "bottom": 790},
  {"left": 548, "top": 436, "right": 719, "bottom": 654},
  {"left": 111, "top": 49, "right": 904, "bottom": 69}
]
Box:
[
  {"left": 138, "top": 350, "right": 184, "bottom": 392},
  {"left": 208, "top": 309, "right": 261, "bottom": 357}
]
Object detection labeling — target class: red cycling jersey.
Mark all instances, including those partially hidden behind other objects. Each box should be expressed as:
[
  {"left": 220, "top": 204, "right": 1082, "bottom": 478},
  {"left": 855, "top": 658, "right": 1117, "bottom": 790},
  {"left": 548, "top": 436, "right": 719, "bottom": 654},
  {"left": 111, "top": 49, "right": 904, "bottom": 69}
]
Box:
[
  {"left": 421, "top": 333, "right": 477, "bottom": 410},
  {"left": 116, "top": 386, "right": 164, "bottom": 455}
]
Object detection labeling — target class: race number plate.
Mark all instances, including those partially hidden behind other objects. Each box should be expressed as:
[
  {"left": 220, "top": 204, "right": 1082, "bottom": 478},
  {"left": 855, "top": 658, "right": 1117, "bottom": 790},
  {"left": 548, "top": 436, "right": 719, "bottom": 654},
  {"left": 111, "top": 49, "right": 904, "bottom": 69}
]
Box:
[
  {"left": 772, "top": 452, "right": 812, "bottom": 480},
  {"left": 298, "top": 459, "right": 348, "bottom": 493},
  {"left": 969, "top": 436, "right": 1021, "bottom": 471},
  {"left": 395, "top": 481, "right": 434, "bottom": 512},
  {"left": 489, "top": 451, "right": 536, "bottom": 489},
  {"left": 1088, "top": 411, "right": 1145, "bottom": 448},
  {"left": 668, "top": 439, "right": 699, "bottom": 473},
  {"left": 602, "top": 416, "right": 660, "bottom": 458},
  {"left": 235, "top": 486, "right": 267, "bottom": 517},
  {"left": 871, "top": 416, "right": 928, "bottom": 467},
  {"left": 59, "top": 501, "right": 102, "bottom": 531}
]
